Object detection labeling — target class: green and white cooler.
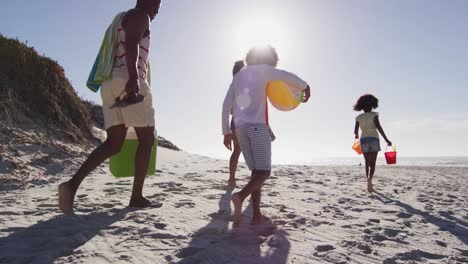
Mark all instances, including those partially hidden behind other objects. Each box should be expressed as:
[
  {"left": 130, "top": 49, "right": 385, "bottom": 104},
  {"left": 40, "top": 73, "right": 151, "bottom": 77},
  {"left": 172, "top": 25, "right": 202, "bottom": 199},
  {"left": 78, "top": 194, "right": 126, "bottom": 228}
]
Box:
[{"left": 109, "top": 128, "right": 157, "bottom": 177}]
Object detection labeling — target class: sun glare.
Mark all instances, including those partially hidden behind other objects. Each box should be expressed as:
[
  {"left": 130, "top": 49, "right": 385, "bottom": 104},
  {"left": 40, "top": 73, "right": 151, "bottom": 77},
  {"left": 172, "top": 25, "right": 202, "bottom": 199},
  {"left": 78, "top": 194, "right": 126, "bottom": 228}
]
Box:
[{"left": 232, "top": 14, "right": 289, "bottom": 59}]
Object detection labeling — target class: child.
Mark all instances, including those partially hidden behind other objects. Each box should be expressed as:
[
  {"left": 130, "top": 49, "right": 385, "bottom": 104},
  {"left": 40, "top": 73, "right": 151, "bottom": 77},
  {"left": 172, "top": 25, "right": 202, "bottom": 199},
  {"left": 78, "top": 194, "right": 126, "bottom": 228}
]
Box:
[
  {"left": 226, "top": 60, "right": 245, "bottom": 187},
  {"left": 353, "top": 94, "right": 392, "bottom": 192},
  {"left": 226, "top": 60, "right": 277, "bottom": 187},
  {"left": 222, "top": 45, "right": 310, "bottom": 227}
]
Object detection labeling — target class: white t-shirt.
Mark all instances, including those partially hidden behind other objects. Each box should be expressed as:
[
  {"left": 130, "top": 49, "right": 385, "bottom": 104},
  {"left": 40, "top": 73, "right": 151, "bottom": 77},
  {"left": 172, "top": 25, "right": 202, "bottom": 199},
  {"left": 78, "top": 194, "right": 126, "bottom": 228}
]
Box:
[
  {"left": 222, "top": 64, "right": 308, "bottom": 135},
  {"left": 356, "top": 111, "right": 379, "bottom": 139}
]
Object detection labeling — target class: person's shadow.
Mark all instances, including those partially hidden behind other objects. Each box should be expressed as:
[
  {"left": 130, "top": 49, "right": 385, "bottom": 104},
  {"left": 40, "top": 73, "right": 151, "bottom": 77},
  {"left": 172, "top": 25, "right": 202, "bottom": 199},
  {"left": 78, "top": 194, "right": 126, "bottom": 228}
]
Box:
[
  {"left": 176, "top": 187, "right": 291, "bottom": 264},
  {"left": 373, "top": 191, "right": 468, "bottom": 245},
  {"left": 0, "top": 208, "right": 131, "bottom": 263}
]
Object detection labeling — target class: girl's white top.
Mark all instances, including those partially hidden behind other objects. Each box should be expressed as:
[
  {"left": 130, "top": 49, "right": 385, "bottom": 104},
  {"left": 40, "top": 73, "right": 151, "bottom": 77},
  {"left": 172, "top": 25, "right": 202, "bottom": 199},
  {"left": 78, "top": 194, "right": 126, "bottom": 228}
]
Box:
[{"left": 356, "top": 111, "right": 379, "bottom": 139}]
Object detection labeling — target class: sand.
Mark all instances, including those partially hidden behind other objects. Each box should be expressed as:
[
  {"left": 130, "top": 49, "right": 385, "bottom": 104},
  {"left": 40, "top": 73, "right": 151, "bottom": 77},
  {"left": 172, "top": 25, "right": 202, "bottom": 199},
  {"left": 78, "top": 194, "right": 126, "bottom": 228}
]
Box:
[{"left": 1, "top": 146, "right": 467, "bottom": 263}]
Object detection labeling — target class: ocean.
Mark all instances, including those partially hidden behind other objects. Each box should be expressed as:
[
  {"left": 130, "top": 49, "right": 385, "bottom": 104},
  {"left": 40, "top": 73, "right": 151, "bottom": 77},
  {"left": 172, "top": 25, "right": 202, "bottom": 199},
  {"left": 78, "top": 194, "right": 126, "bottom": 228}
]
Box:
[{"left": 278, "top": 156, "right": 468, "bottom": 167}]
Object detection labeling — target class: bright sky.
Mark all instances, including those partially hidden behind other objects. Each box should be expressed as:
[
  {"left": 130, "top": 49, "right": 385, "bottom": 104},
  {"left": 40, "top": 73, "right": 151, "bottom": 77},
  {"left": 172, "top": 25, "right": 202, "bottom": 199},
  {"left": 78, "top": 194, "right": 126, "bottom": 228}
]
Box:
[{"left": 1, "top": 0, "right": 467, "bottom": 163}]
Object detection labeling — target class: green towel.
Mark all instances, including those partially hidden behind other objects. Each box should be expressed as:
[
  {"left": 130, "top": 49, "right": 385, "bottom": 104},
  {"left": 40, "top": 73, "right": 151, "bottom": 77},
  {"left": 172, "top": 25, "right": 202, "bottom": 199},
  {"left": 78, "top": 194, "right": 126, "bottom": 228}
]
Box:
[
  {"left": 86, "top": 12, "right": 125, "bottom": 92},
  {"left": 86, "top": 12, "right": 152, "bottom": 92}
]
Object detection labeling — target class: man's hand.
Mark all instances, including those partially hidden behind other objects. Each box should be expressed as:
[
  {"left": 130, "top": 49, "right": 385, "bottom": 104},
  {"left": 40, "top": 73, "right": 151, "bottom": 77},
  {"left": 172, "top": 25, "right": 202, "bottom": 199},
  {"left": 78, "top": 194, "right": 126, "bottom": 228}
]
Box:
[
  {"left": 386, "top": 140, "right": 392, "bottom": 146},
  {"left": 355, "top": 134, "right": 359, "bottom": 139},
  {"left": 125, "top": 78, "right": 140, "bottom": 98},
  {"left": 302, "top": 85, "right": 311, "bottom": 103},
  {"left": 223, "top": 134, "right": 233, "bottom": 151}
]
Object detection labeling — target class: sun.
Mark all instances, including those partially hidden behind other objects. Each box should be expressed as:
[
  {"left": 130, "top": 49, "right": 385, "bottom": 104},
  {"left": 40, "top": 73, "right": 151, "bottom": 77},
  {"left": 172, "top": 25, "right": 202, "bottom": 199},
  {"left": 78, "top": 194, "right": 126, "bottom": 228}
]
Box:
[{"left": 232, "top": 14, "right": 289, "bottom": 59}]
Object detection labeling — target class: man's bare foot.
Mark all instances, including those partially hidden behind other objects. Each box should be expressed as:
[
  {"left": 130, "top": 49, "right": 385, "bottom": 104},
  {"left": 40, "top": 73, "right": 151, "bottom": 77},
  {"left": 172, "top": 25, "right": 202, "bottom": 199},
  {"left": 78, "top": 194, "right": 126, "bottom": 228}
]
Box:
[
  {"left": 129, "top": 196, "right": 151, "bottom": 208},
  {"left": 231, "top": 193, "right": 243, "bottom": 227},
  {"left": 58, "top": 181, "right": 76, "bottom": 216}
]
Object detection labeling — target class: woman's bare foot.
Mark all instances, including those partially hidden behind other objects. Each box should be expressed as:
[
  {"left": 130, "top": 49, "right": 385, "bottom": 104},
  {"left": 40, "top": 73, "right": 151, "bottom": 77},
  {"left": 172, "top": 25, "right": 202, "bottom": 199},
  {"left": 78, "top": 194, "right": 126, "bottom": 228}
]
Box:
[
  {"left": 231, "top": 193, "right": 243, "bottom": 227},
  {"left": 58, "top": 181, "right": 76, "bottom": 216},
  {"left": 129, "top": 196, "right": 151, "bottom": 208}
]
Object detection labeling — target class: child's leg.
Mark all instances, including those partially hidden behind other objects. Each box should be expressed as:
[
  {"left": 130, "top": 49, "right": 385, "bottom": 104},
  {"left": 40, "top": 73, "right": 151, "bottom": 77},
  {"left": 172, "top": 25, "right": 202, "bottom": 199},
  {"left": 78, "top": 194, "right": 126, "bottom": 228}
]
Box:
[
  {"left": 365, "top": 152, "right": 378, "bottom": 192},
  {"left": 363, "top": 152, "right": 372, "bottom": 192},
  {"left": 363, "top": 153, "right": 370, "bottom": 178},
  {"left": 228, "top": 134, "right": 241, "bottom": 186},
  {"left": 368, "top": 152, "right": 378, "bottom": 179},
  {"left": 232, "top": 170, "right": 270, "bottom": 226},
  {"left": 236, "top": 171, "right": 270, "bottom": 203},
  {"left": 129, "top": 126, "right": 155, "bottom": 207},
  {"left": 59, "top": 124, "right": 127, "bottom": 215},
  {"left": 232, "top": 123, "right": 271, "bottom": 227},
  {"left": 250, "top": 176, "right": 267, "bottom": 225}
]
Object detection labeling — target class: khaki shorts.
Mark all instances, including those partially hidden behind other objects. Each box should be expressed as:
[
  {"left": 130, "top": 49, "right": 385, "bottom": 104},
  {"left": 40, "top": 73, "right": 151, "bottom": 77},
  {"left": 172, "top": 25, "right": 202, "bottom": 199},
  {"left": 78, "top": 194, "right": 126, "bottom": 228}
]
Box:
[{"left": 100, "top": 78, "right": 155, "bottom": 130}]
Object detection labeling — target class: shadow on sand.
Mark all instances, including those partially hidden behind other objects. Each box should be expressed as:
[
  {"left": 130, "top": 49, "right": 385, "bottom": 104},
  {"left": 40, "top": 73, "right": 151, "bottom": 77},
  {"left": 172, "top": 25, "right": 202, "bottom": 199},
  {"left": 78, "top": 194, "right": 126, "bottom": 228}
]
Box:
[
  {"left": 0, "top": 208, "right": 133, "bottom": 263},
  {"left": 373, "top": 191, "right": 468, "bottom": 245},
  {"left": 175, "top": 187, "right": 291, "bottom": 264}
]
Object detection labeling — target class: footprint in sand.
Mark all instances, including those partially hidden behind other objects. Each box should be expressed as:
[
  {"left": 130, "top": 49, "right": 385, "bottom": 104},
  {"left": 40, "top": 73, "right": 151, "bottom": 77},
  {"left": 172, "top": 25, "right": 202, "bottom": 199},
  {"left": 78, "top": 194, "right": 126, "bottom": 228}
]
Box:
[
  {"left": 285, "top": 212, "right": 297, "bottom": 219},
  {"left": 364, "top": 228, "right": 410, "bottom": 245},
  {"left": 147, "top": 192, "right": 168, "bottom": 200},
  {"left": 33, "top": 197, "right": 49, "bottom": 202},
  {"left": 396, "top": 211, "right": 413, "bottom": 219},
  {"left": 340, "top": 240, "right": 373, "bottom": 254},
  {"left": 185, "top": 172, "right": 202, "bottom": 179},
  {"left": 367, "top": 218, "right": 380, "bottom": 224},
  {"left": 175, "top": 199, "right": 195, "bottom": 208},
  {"left": 383, "top": 249, "right": 447, "bottom": 264},
  {"left": 118, "top": 255, "right": 132, "bottom": 261},
  {"left": 103, "top": 187, "right": 127, "bottom": 195},
  {"left": 268, "top": 191, "right": 280, "bottom": 197},
  {"left": 100, "top": 203, "right": 116, "bottom": 209},
  {"left": 154, "top": 222, "right": 167, "bottom": 230},
  {"left": 314, "top": 250, "right": 350, "bottom": 264},
  {"left": 435, "top": 240, "right": 447, "bottom": 247}
]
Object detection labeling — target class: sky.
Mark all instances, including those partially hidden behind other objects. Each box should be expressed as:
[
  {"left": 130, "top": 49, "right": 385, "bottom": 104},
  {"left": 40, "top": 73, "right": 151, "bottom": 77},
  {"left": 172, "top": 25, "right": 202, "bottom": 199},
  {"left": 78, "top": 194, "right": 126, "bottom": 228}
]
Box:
[{"left": 1, "top": 0, "right": 467, "bottom": 164}]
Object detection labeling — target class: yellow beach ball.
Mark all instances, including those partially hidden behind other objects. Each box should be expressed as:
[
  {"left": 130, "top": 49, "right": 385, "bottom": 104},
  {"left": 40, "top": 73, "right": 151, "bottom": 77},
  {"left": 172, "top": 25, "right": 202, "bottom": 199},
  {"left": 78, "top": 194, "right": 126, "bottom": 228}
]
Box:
[{"left": 267, "top": 81, "right": 305, "bottom": 111}]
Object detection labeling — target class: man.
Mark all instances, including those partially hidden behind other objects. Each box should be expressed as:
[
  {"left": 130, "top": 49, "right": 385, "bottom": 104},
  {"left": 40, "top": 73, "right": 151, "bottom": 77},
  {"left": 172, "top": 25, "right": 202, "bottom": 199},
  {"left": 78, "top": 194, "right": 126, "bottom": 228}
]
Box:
[
  {"left": 222, "top": 45, "right": 311, "bottom": 227},
  {"left": 59, "top": 0, "right": 161, "bottom": 215}
]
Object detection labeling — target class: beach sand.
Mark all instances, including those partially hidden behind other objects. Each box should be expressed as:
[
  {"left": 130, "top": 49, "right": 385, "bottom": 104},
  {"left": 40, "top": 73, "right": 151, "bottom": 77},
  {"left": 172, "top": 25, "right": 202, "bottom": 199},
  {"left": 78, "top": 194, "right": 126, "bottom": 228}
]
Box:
[{"left": 1, "top": 146, "right": 467, "bottom": 263}]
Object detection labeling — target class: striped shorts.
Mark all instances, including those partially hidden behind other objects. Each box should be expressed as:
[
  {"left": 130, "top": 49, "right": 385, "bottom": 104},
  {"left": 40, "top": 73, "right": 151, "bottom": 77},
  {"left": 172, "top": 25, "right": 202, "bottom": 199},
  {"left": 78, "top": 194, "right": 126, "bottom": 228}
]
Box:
[{"left": 235, "top": 123, "right": 272, "bottom": 171}]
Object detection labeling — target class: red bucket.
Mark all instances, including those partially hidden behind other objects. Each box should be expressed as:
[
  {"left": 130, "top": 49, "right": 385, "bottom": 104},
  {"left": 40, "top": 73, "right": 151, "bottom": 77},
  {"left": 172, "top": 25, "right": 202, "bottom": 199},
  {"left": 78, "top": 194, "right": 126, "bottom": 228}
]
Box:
[{"left": 384, "top": 146, "right": 397, "bottom": 165}]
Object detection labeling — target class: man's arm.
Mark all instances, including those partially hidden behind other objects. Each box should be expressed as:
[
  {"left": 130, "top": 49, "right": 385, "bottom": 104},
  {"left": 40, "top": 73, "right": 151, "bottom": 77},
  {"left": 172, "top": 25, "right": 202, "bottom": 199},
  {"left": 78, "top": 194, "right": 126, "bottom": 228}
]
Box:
[
  {"left": 123, "top": 9, "right": 150, "bottom": 95},
  {"left": 266, "top": 68, "right": 310, "bottom": 102}
]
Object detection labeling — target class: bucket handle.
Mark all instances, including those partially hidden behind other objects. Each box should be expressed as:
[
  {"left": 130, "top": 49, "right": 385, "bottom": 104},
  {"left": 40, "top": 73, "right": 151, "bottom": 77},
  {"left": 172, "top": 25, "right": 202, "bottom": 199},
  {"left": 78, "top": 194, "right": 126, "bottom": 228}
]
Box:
[{"left": 385, "top": 145, "right": 396, "bottom": 152}]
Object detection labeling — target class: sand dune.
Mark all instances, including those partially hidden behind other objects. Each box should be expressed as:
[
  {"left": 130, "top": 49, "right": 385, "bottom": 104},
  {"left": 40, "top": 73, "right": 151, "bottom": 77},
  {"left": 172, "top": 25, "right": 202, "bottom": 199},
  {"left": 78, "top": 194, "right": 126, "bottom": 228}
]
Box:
[{"left": 1, "top": 147, "right": 467, "bottom": 263}]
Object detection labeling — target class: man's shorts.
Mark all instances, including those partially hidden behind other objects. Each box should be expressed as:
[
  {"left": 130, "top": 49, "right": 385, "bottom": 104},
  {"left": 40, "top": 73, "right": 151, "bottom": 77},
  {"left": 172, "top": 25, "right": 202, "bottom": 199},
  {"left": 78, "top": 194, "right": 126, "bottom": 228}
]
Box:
[
  {"left": 235, "top": 123, "right": 271, "bottom": 171},
  {"left": 100, "top": 78, "right": 155, "bottom": 130},
  {"left": 360, "top": 137, "right": 381, "bottom": 153}
]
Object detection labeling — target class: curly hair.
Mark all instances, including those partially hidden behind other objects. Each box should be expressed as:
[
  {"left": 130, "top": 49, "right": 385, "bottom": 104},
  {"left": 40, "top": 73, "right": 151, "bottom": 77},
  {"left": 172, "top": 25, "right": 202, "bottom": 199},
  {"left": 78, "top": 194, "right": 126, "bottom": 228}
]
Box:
[
  {"left": 354, "top": 94, "right": 379, "bottom": 112},
  {"left": 232, "top": 60, "right": 245, "bottom": 76},
  {"left": 245, "top": 45, "right": 279, "bottom": 67}
]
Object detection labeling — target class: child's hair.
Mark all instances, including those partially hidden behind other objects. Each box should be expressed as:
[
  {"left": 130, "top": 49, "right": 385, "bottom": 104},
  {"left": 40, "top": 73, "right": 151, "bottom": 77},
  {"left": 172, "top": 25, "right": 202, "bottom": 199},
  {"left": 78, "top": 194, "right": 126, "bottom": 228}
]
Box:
[
  {"left": 245, "top": 45, "right": 279, "bottom": 67},
  {"left": 232, "top": 60, "right": 245, "bottom": 76},
  {"left": 354, "top": 94, "right": 379, "bottom": 112}
]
